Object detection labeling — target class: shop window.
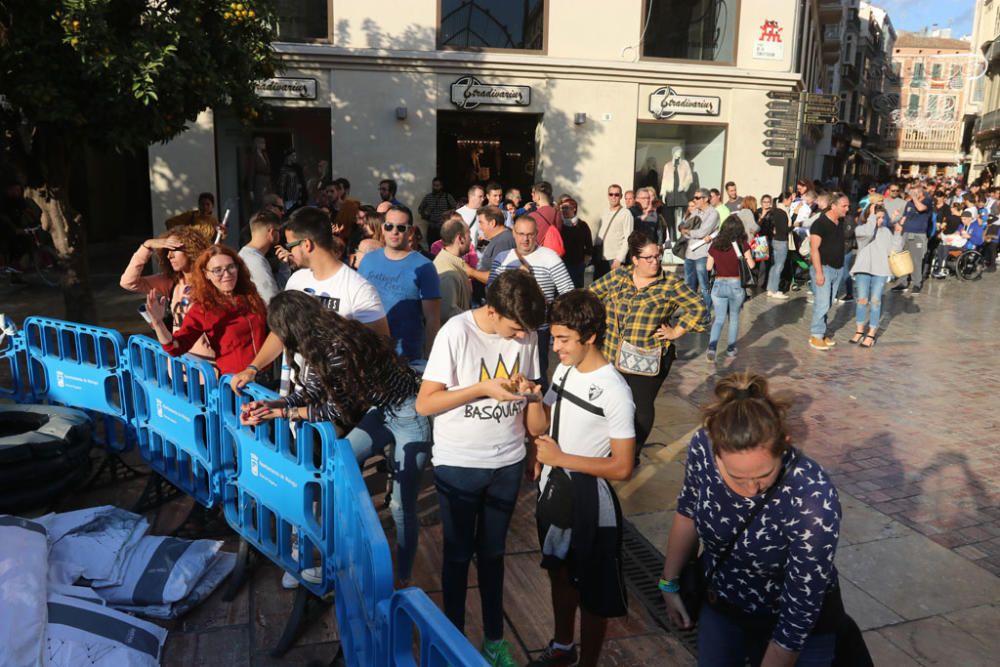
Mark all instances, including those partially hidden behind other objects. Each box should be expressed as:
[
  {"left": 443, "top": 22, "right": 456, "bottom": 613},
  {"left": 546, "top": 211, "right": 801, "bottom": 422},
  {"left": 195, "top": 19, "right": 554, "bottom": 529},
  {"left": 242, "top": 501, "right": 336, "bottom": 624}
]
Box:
[
  {"left": 641, "top": 0, "right": 737, "bottom": 63},
  {"left": 274, "top": 0, "right": 329, "bottom": 42},
  {"left": 438, "top": 0, "right": 545, "bottom": 51},
  {"left": 634, "top": 122, "right": 727, "bottom": 250}
]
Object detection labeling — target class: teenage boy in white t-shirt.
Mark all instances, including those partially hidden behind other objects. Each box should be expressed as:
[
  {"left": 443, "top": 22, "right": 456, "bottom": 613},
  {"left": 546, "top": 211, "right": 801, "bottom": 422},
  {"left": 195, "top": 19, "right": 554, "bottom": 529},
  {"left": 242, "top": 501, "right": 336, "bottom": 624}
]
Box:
[
  {"left": 524, "top": 289, "right": 636, "bottom": 667},
  {"left": 416, "top": 270, "right": 548, "bottom": 667}
]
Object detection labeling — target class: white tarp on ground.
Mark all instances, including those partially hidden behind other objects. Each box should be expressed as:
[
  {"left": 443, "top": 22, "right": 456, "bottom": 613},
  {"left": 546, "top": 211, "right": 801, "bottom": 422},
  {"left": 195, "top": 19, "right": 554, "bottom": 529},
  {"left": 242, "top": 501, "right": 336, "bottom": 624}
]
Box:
[
  {"left": 0, "top": 506, "right": 237, "bottom": 666},
  {"left": 0, "top": 516, "right": 49, "bottom": 667}
]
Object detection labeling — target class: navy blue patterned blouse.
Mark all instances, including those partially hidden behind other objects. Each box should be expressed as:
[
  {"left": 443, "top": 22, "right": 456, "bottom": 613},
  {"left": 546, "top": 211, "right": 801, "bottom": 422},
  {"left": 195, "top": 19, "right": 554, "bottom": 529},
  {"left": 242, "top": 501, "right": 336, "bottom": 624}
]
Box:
[{"left": 676, "top": 429, "right": 842, "bottom": 652}]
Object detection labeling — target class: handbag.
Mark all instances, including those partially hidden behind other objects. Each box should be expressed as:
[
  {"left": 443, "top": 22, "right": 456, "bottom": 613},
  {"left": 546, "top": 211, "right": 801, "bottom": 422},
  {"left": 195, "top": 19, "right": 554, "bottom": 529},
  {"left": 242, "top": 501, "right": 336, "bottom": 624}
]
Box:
[
  {"left": 731, "top": 242, "right": 755, "bottom": 289},
  {"left": 613, "top": 290, "right": 662, "bottom": 377},
  {"left": 888, "top": 249, "right": 913, "bottom": 277},
  {"left": 537, "top": 370, "right": 574, "bottom": 528},
  {"left": 671, "top": 237, "right": 689, "bottom": 260},
  {"left": 750, "top": 234, "right": 770, "bottom": 261},
  {"left": 679, "top": 453, "right": 799, "bottom": 625}
]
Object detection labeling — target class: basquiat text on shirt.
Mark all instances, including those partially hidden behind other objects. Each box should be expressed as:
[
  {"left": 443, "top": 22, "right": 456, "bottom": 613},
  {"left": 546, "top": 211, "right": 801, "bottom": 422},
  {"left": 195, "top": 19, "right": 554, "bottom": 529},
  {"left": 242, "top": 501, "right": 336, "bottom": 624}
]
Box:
[{"left": 464, "top": 400, "right": 525, "bottom": 422}]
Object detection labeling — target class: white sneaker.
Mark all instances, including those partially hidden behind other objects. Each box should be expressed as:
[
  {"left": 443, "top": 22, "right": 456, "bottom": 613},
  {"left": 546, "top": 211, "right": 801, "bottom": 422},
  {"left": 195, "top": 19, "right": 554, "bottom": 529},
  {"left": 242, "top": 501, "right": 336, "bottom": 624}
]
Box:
[
  {"left": 281, "top": 571, "right": 300, "bottom": 589},
  {"left": 280, "top": 567, "right": 322, "bottom": 589},
  {"left": 768, "top": 291, "right": 789, "bottom": 299}
]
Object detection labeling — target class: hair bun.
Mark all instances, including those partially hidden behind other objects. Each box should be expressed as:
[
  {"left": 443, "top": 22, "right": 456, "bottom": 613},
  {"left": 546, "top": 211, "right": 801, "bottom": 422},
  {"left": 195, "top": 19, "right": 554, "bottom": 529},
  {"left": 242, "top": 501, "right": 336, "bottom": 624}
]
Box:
[{"left": 732, "top": 387, "right": 753, "bottom": 400}]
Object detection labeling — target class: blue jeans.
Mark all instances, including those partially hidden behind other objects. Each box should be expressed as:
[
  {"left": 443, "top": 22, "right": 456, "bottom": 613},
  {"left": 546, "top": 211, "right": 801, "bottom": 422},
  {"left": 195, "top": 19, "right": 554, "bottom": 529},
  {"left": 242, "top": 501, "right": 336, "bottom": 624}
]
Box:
[
  {"left": 343, "top": 396, "right": 430, "bottom": 582},
  {"left": 684, "top": 256, "right": 711, "bottom": 313},
  {"left": 839, "top": 251, "right": 855, "bottom": 299},
  {"left": 435, "top": 460, "right": 523, "bottom": 641},
  {"left": 709, "top": 279, "right": 745, "bottom": 350},
  {"left": 809, "top": 265, "right": 844, "bottom": 338},
  {"left": 767, "top": 240, "right": 788, "bottom": 293},
  {"left": 697, "top": 603, "right": 836, "bottom": 667},
  {"left": 853, "top": 273, "right": 888, "bottom": 329}
]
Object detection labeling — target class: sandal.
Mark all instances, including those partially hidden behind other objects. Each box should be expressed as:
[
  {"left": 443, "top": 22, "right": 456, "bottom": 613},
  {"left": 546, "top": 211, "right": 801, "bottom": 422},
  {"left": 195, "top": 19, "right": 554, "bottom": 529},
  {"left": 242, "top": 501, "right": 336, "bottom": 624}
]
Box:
[
  {"left": 849, "top": 332, "right": 864, "bottom": 344},
  {"left": 860, "top": 334, "right": 876, "bottom": 348}
]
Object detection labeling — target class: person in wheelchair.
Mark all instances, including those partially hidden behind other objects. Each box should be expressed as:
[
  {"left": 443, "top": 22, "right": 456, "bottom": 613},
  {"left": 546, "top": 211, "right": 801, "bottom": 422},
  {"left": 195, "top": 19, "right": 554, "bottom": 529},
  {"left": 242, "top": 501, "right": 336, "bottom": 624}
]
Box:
[{"left": 931, "top": 210, "right": 984, "bottom": 279}]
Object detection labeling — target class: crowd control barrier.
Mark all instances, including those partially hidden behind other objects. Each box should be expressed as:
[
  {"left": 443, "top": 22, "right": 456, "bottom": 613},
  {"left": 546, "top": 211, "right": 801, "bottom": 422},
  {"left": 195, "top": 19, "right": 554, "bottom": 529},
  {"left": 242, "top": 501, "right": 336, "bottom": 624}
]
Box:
[
  {"left": 331, "top": 435, "right": 395, "bottom": 665},
  {"left": 2, "top": 318, "right": 485, "bottom": 666},
  {"left": 21, "top": 316, "right": 134, "bottom": 452},
  {"left": 129, "top": 335, "right": 220, "bottom": 507},
  {"left": 0, "top": 316, "right": 28, "bottom": 401},
  {"left": 218, "top": 378, "right": 337, "bottom": 597}
]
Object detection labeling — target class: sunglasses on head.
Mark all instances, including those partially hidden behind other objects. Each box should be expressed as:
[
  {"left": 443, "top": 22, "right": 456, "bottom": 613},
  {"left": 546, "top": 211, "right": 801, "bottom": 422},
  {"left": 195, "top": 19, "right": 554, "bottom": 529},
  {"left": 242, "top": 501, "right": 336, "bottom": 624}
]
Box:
[{"left": 383, "top": 223, "right": 410, "bottom": 233}]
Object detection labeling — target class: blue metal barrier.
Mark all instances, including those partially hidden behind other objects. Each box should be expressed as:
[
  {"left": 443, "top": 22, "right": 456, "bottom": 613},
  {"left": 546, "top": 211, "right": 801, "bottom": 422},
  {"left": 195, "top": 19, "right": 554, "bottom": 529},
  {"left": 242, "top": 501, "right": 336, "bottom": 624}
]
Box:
[
  {"left": 127, "top": 335, "right": 220, "bottom": 507},
  {"left": 386, "top": 589, "right": 489, "bottom": 667},
  {"left": 22, "top": 316, "right": 133, "bottom": 452},
  {"left": 331, "top": 436, "right": 395, "bottom": 667},
  {"left": 218, "top": 378, "right": 337, "bottom": 597}
]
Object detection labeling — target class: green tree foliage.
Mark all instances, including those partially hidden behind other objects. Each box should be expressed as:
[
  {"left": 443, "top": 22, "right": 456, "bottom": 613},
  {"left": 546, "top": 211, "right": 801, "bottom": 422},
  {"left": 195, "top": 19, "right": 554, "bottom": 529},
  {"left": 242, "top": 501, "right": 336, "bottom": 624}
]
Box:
[{"left": 0, "top": 0, "right": 279, "bottom": 321}]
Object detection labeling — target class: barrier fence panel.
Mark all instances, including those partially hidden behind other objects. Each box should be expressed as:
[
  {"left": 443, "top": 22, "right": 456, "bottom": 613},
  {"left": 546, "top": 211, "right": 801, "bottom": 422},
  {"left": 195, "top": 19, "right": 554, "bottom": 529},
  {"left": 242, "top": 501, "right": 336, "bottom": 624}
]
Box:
[
  {"left": 127, "top": 335, "right": 220, "bottom": 507},
  {"left": 218, "top": 378, "right": 336, "bottom": 597},
  {"left": 22, "top": 316, "right": 133, "bottom": 452},
  {"left": 331, "top": 437, "right": 395, "bottom": 667},
  {"left": 387, "top": 589, "right": 489, "bottom": 667}
]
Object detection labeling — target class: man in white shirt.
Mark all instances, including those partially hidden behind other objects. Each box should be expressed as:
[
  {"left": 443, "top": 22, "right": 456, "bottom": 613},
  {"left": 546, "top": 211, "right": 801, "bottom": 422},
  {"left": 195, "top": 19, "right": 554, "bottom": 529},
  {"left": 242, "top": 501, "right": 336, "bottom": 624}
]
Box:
[
  {"left": 229, "top": 207, "right": 388, "bottom": 392},
  {"left": 416, "top": 270, "right": 547, "bottom": 667},
  {"left": 592, "top": 184, "right": 634, "bottom": 279},
  {"left": 524, "top": 289, "right": 636, "bottom": 667},
  {"left": 459, "top": 184, "right": 486, "bottom": 241},
  {"left": 489, "top": 216, "right": 575, "bottom": 385},
  {"left": 238, "top": 209, "right": 287, "bottom": 304}
]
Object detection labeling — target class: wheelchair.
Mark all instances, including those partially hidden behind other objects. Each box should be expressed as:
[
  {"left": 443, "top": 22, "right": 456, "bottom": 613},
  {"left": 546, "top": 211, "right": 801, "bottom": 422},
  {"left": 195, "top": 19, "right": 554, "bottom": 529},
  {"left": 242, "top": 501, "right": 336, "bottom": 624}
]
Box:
[{"left": 942, "top": 247, "right": 984, "bottom": 281}]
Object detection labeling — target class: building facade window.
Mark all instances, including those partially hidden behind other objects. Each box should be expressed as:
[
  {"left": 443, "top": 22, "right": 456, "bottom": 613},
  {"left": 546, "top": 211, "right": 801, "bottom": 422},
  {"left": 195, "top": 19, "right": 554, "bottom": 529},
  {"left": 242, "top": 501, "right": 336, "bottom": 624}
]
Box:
[
  {"left": 438, "top": 0, "right": 545, "bottom": 51},
  {"left": 641, "top": 0, "right": 737, "bottom": 63},
  {"left": 273, "top": 0, "right": 329, "bottom": 42},
  {"left": 907, "top": 93, "right": 920, "bottom": 118},
  {"left": 912, "top": 61, "right": 925, "bottom": 86}
]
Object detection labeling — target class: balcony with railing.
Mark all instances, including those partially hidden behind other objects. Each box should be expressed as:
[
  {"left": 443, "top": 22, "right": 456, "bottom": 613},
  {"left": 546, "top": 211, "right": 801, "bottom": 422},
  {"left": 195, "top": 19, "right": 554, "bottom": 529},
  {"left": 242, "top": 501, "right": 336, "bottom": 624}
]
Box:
[
  {"left": 898, "top": 126, "right": 962, "bottom": 156},
  {"left": 975, "top": 108, "right": 1000, "bottom": 139}
]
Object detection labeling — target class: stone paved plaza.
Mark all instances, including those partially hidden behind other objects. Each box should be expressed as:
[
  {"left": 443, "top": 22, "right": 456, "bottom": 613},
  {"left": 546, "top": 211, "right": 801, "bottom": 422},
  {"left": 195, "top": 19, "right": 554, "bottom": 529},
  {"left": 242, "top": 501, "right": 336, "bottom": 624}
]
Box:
[{"left": 3, "top": 241, "right": 1000, "bottom": 665}]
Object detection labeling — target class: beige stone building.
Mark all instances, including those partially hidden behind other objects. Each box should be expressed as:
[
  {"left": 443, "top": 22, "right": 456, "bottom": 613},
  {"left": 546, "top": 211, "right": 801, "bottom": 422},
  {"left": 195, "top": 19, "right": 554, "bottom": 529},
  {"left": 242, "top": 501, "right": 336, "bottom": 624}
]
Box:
[
  {"left": 150, "top": 1, "right": 836, "bottom": 240},
  {"left": 967, "top": 0, "right": 999, "bottom": 183},
  {"left": 891, "top": 32, "right": 973, "bottom": 178}
]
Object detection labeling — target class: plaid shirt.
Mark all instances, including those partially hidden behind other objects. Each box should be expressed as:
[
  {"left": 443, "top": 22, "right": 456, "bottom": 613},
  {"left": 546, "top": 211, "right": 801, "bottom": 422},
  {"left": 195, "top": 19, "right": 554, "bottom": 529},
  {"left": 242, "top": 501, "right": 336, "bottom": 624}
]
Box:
[{"left": 590, "top": 266, "right": 705, "bottom": 363}]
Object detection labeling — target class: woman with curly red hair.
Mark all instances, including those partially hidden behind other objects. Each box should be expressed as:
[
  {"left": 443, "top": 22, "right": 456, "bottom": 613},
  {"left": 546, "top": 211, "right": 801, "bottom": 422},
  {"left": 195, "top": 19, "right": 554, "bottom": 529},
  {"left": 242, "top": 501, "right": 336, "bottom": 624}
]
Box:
[{"left": 143, "top": 245, "right": 267, "bottom": 376}]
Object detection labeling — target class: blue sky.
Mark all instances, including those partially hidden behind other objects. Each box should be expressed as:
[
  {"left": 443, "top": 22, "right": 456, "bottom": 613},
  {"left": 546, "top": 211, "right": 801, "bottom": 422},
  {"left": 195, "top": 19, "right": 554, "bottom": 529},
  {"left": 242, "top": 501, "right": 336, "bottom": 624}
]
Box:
[{"left": 878, "top": 0, "right": 975, "bottom": 38}]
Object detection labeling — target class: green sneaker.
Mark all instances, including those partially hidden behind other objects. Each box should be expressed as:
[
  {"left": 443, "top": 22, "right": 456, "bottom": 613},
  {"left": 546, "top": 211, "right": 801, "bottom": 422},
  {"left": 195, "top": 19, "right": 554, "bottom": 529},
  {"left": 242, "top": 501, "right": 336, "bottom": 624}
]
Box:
[{"left": 482, "top": 638, "right": 518, "bottom": 667}]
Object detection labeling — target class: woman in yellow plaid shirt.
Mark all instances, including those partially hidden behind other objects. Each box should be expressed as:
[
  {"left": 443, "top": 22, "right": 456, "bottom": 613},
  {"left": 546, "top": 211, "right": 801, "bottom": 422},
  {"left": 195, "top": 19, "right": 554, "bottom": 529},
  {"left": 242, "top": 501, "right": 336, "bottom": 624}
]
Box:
[{"left": 591, "top": 230, "right": 706, "bottom": 463}]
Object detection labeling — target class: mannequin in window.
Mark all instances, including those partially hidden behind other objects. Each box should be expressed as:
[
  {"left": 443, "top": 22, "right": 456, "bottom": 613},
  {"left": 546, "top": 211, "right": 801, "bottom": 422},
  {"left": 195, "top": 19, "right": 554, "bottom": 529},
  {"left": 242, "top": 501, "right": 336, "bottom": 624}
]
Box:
[
  {"left": 245, "top": 135, "right": 272, "bottom": 209},
  {"left": 660, "top": 145, "right": 695, "bottom": 239}
]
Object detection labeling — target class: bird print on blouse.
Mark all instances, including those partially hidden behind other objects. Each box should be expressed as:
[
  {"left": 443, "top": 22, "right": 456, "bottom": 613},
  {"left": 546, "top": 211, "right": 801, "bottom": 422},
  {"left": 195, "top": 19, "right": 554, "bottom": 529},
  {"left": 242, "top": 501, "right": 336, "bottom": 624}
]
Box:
[{"left": 676, "top": 429, "right": 841, "bottom": 653}]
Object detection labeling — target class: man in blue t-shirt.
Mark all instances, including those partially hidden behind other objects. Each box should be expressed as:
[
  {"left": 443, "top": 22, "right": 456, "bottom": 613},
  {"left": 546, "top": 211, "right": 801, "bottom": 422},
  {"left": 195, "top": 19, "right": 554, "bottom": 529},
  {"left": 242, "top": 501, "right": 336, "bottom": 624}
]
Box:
[
  {"left": 359, "top": 205, "right": 441, "bottom": 361},
  {"left": 897, "top": 184, "right": 932, "bottom": 294}
]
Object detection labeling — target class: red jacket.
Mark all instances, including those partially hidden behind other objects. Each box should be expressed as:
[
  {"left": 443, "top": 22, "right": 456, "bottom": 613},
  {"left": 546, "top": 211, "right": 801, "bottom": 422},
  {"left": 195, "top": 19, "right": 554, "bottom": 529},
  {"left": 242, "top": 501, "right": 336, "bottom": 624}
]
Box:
[
  {"left": 530, "top": 206, "right": 566, "bottom": 256},
  {"left": 166, "top": 301, "right": 267, "bottom": 376}
]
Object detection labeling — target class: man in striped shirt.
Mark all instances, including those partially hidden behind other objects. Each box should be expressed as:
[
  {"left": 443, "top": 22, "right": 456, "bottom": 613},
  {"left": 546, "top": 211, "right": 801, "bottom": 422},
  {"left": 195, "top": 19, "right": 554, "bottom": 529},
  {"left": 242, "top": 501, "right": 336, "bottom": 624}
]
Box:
[{"left": 489, "top": 215, "right": 574, "bottom": 385}]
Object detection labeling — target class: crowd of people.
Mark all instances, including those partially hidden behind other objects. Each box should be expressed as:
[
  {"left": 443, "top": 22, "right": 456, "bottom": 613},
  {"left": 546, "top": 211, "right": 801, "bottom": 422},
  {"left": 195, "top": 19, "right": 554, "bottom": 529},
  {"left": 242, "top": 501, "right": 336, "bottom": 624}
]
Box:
[{"left": 113, "top": 169, "right": 996, "bottom": 667}]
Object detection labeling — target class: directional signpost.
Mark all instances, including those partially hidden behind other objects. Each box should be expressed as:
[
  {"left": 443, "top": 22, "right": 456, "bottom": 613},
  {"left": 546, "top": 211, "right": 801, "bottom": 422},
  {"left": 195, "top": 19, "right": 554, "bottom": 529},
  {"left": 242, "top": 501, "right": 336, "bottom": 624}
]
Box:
[
  {"left": 802, "top": 93, "right": 839, "bottom": 125},
  {"left": 762, "top": 91, "right": 802, "bottom": 159}
]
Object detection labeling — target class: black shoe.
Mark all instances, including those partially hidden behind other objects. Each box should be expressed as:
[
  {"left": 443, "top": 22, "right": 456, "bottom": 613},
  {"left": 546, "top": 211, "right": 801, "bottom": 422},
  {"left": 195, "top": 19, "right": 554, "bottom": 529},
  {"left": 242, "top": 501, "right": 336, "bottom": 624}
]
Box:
[
  {"left": 527, "top": 641, "right": 578, "bottom": 667},
  {"left": 912, "top": 285, "right": 922, "bottom": 295},
  {"left": 891, "top": 283, "right": 908, "bottom": 292}
]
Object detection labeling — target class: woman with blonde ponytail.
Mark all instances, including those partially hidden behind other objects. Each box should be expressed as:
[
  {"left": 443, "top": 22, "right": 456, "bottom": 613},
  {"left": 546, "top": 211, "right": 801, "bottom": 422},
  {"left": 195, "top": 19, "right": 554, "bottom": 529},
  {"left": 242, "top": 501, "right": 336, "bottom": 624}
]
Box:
[{"left": 658, "top": 372, "right": 848, "bottom": 667}]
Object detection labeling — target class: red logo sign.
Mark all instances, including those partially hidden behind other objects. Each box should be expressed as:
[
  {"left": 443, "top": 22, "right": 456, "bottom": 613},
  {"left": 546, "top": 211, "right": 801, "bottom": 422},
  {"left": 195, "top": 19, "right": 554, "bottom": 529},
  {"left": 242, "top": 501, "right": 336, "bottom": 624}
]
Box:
[{"left": 759, "top": 20, "right": 783, "bottom": 43}]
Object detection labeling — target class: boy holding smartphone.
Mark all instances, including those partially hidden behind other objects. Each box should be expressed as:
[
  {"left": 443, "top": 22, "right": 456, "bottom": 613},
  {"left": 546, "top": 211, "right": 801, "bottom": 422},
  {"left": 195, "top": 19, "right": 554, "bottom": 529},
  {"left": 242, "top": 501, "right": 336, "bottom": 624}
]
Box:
[{"left": 523, "top": 289, "right": 637, "bottom": 667}]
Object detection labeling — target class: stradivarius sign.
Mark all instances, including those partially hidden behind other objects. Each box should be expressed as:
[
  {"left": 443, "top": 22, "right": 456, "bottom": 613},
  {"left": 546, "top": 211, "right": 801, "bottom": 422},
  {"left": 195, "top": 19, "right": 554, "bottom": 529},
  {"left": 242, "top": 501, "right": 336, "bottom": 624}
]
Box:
[
  {"left": 649, "top": 86, "right": 721, "bottom": 119},
  {"left": 450, "top": 76, "right": 531, "bottom": 110}
]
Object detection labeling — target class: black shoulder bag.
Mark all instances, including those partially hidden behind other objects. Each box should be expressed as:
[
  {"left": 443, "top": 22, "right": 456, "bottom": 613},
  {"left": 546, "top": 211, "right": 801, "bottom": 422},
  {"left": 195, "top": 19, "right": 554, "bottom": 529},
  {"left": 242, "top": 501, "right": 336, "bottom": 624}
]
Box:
[
  {"left": 680, "top": 452, "right": 799, "bottom": 624},
  {"left": 536, "top": 368, "right": 573, "bottom": 529}
]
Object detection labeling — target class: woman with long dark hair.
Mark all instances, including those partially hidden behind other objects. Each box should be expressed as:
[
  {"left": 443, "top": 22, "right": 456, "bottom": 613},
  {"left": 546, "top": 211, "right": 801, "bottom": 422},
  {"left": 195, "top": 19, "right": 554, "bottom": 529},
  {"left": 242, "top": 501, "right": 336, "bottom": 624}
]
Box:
[
  {"left": 706, "top": 216, "right": 756, "bottom": 361},
  {"left": 591, "top": 230, "right": 706, "bottom": 463},
  {"left": 660, "top": 372, "right": 844, "bottom": 666},
  {"left": 240, "top": 290, "right": 429, "bottom": 587},
  {"left": 144, "top": 244, "right": 266, "bottom": 375}
]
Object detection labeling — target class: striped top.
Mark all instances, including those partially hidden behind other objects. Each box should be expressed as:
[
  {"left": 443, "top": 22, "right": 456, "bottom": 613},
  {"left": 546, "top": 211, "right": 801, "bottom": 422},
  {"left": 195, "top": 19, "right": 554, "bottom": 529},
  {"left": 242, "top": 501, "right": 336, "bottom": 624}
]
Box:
[{"left": 487, "top": 245, "right": 575, "bottom": 304}]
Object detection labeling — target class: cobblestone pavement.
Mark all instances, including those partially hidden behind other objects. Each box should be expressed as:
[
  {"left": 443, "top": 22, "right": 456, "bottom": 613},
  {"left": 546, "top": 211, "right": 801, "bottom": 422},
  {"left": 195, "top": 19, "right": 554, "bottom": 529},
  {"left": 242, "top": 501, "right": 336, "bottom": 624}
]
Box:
[{"left": 3, "top": 249, "right": 999, "bottom": 665}]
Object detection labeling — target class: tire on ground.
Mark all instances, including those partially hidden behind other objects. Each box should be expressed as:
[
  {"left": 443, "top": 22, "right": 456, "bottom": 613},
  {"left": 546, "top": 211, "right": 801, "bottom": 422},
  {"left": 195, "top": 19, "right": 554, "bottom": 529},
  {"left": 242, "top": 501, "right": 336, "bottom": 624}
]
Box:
[{"left": 0, "top": 403, "right": 93, "bottom": 466}]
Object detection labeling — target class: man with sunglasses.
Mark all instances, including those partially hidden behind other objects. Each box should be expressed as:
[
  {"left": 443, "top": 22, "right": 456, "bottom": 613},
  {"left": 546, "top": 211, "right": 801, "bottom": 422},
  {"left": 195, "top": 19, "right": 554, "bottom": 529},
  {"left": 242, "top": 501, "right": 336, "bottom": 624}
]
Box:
[
  {"left": 685, "top": 188, "right": 720, "bottom": 319},
  {"left": 592, "top": 184, "right": 634, "bottom": 279},
  {"left": 359, "top": 205, "right": 442, "bottom": 362}
]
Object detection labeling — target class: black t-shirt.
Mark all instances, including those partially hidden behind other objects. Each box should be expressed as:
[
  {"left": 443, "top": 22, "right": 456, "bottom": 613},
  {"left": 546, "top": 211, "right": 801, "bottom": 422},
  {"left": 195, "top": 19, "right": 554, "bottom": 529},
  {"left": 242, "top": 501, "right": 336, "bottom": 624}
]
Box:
[
  {"left": 937, "top": 208, "right": 961, "bottom": 234},
  {"left": 809, "top": 214, "right": 845, "bottom": 269},
  {"left": 767, "top": 208, "right": 790, "bottom": 239}
]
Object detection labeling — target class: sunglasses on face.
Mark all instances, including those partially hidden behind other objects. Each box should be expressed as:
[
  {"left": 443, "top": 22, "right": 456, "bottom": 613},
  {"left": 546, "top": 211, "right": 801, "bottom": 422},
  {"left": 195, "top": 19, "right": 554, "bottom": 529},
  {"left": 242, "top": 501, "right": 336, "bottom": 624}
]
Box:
[
  {"left": 608, "top": 192, "right": 622, "bottom": 197},
  {"left": 285, "top": 239, "right": 305, "bottom": 250},
  {"left": 383, "top": 223, "right": 410, "bottom": 233},
  {"left": 692, "top": 195, "right": 705, "bottom": 200}
]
